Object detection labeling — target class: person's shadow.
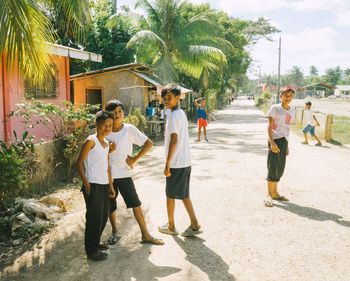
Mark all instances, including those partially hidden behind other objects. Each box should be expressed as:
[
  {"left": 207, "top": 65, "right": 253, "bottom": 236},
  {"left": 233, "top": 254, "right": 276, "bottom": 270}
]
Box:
[
  {"left": 87, "top": 244, "right": 181, "bottom": 281},
  {"left": 173, "top": 236, "right": 235, "bottom": 281},
  {"left": 275, "top": 202, "right": 350, "bottom": 227}
]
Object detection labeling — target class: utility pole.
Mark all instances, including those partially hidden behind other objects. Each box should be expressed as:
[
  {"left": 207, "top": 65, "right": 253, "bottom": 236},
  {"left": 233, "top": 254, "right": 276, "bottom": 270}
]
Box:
[
  {"left": 276, "top": 36, "right": 281, "bottom": 103},
  {"left": 115, "top": 0, "right": 118, "bottom": 14}
]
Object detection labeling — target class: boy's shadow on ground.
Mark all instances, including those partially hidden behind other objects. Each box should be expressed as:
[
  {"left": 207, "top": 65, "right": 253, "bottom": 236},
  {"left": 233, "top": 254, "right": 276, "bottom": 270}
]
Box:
[
  {"left": 173, "top": 236, "right": 235, "bottom": 281},
  {"left": 275, "top": 202, "right": 350, "bottom": 227},
  {"left": 87, "top": 244, "right": 181, "bottom": 281}
]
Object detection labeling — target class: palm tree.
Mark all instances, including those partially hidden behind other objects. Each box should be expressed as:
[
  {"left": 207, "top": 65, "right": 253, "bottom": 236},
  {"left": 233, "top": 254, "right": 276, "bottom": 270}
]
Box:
[
  {"left": 126, "top": 0, "right": 229, "bottom": 82},
  {"left": 0, "top": 0, "right": 90, "bottom": 84}
]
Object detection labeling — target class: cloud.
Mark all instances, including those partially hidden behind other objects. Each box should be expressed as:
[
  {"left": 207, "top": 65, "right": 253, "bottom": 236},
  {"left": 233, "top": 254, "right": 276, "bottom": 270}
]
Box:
[
  {"left": 336, "top": 10, "right": 350, "bottom": 26},
  {"left": 250, "top": 27, "right": 347, "bottom": 75},
  {"left": 218, "top": 0, "right": 288, "bottom": 13},
  {"left": 218, "top": 0, "right": 348, "bottom": 13}
]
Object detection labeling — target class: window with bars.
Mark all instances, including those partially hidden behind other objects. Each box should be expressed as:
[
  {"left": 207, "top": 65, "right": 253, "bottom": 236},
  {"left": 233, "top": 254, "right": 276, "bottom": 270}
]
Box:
[{"left": 25, "top": 65, "right": 59, "bottom": 99}]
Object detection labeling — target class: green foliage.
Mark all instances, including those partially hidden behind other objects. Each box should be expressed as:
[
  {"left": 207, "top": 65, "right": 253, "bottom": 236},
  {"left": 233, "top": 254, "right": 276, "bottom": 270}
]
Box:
[
  {"left": 12, "top": 101, "right": 99, "bottom": 180},
  {"left": 124, "top": 108, "right": 148, "bottom": 133},
  {"left": 70, "top": 0, "right": 137, "bottom": 74},
  {"left": 261, "top": 90, "right": 272, "bottom": 100},
  {"left": 0, "top": 131, "right": 38, "bottom": 212},
  {"left": 124, "top": 0, "right": 228, "bottom": 82},
  {"left": 0, "top": 0, "right": 91, "bottom": 85}
]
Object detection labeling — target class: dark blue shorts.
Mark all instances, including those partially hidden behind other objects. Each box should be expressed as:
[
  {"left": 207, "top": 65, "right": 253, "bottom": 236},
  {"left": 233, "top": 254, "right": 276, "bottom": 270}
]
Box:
[{"left": 303, "top": 124, "right": 315, "bottom": 136}]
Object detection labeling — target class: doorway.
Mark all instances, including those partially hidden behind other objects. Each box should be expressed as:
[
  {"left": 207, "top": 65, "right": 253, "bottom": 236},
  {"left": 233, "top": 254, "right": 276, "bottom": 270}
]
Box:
[{"left": 86, "top": 89, "right": 102, "bottom": 112}]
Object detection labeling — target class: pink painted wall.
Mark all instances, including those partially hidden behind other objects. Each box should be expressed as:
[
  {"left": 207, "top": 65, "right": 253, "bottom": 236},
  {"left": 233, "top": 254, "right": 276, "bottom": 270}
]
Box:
[
  {"left": 1, "top": 56, "right": 70, "bottom": 142},
  {"left": 0, "top": 57, "right": 4, "bottom": 140}
]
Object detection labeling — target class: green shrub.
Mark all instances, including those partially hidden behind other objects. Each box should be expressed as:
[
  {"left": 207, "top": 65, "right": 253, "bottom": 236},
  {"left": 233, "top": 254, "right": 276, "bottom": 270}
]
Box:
[
  {"left": 124, "top": 108, "right": 148, "bottom": 132},
  {"left": 0, "top": 131, "right": 38, "bottom": 211}
]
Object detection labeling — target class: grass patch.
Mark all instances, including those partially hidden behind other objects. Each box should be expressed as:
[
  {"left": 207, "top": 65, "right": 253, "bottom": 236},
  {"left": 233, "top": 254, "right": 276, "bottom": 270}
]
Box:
[{"left": 331, "top": 115, "right": 350, "bottom": 145}]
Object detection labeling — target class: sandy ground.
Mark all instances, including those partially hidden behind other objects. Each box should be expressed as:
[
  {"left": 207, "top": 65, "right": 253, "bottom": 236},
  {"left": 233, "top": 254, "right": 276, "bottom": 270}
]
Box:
[{"left": 1, "top": 100, "right": 350, "bottom": 281}]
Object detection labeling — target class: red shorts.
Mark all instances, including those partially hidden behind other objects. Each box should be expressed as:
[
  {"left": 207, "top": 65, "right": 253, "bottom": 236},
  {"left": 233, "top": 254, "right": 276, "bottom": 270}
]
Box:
[{"left": 198, "top": 118, "right": 208, "bottom": 128}]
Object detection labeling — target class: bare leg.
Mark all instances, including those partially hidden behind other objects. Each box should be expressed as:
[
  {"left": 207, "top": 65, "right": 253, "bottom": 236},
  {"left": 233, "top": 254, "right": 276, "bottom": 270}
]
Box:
[
  {"left": 182, "top": 198, "right": 200, "bottom": 229},
  {"left": 133, "top": 206, "right": 152, "bottom": 239},
  {"left": 203, "top": 127, "right": 207, "bottom": 140},
  {"left": 303, "top": 133, "right": 308, "bottom": 143},
  {"left": 197, "top": 127, "right": 201, "bottom": 141},
  {"left": 166, "top": 198, "right": 176, "bottom": 231},
  {"left": 267, "top": 181, "right": 279, "bottom": 198},
  {"left": 314, "top": 134, "right": 322, "bottom": 144},
  {"left": 109, "top": 211, "right": 118, "bottom": 234}
]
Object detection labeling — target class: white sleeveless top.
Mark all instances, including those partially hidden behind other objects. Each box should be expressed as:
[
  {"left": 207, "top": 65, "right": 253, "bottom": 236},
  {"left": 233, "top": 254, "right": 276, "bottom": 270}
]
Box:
[{"left": 84, "top": 134, "right": 109, "bottom": 185}]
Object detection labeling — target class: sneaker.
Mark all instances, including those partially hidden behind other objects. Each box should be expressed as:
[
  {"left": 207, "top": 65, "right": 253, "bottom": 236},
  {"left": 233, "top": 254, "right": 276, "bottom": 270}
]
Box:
[
  {"left": 181, "top": 226, "right": 203, "bottom": 237},
  {"left": 301, "top": 141, "right": 308, "bottom": 145},
  {"left": 315, "top": 142, "right": 322, "bottom": 146},
  {"left": 98, "top": 242, "right": 110, "bottom": 251},
  {"left": 107, "top": 232, "right": 121, "bottom": 245},
  {"left": 158, "top": 223, "right": 179, "bottom": 235}
]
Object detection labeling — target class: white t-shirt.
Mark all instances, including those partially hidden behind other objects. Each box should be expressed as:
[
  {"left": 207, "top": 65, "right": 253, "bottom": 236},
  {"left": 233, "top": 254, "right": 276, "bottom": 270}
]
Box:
[
  {"left": 165, "top": 108, "right": 191, "bottom": 168},
  {"left": 107, "top": 124, "right": 148, "bottom": 179},
  {"left": 268, "top": 104, "right": 295, "bottom": 141},
  {"left": 305, "top": 109, "right": 316, "bottom": 126}
]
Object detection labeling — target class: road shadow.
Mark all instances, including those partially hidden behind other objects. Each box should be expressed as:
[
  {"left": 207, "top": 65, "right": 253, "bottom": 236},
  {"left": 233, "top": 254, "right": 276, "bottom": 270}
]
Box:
[
  {"left": 96, "top": 245, "right": 181, "bottom": 281},
  {"left": 173, "top": 236, "right": 235, "bottom": 281},
  {"left": 275, "top": 202, "right": 350, "bottom": 227}
]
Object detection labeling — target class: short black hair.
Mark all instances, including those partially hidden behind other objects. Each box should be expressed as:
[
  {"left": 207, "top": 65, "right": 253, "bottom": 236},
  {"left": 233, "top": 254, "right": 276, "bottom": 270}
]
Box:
[
  {"left": 161, "top": 84, "right": 181, "bottom": 98},
  {"left": 105, "top": 99, "right": 124, "bottom": 111},
  {"left": 95, "top": 110, "right": 114, "bottom": 124},
  {"left": 305, "top": 101, "right": 312, "bottom": 106}
]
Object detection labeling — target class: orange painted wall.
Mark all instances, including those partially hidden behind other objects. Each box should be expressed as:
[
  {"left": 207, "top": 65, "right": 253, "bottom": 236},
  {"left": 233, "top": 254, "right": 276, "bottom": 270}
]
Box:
[{"left": 0, "top": 56, "right": 70, "bottom": 142}]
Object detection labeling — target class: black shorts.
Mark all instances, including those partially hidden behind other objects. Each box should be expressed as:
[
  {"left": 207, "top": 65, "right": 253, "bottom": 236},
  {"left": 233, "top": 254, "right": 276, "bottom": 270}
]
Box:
[
  {"left": 266, "top": 137, "right": 288, "bottom": 182},
  {"left": 109, "top": 178, "right": 141, "bottom": 212},
  {"left": 166, "top": 166, "right": 191, "bottom": 199}
]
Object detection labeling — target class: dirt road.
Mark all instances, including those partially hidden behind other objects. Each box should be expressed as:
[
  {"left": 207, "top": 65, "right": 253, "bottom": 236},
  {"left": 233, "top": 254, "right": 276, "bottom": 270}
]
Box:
[{"left": 1, "top": 100, "right": 350, "bottom": 281}]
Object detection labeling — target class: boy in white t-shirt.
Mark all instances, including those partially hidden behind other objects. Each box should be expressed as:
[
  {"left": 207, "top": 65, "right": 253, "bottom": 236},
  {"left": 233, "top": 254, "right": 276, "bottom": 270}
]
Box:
[
  {"left": 76, "top": 111, "right": 116, "bottom": 261},
  {"left": 158, "top": 84, "right": 202, "bottom": 237},
  {"left": 265, "top": 87, "right": 295, "bottom": 207},
  {"left": 302, "top": 101, "right": 322, "bottom": 146},
  {"left": 105, "top": 99, "right": 163, "bottom": 246}
]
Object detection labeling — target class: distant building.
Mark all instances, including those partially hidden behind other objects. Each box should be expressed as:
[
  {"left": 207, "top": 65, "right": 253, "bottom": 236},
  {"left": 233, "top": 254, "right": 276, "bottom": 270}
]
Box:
[
  {"left": 334, "top": 85, "right": 350, "bottom": 96},
  {"left": 296, "top": 83, "right": 335, "bottom": 99},
  {"left": 70, "top": 63, "right": 193, "bottom": 115}
]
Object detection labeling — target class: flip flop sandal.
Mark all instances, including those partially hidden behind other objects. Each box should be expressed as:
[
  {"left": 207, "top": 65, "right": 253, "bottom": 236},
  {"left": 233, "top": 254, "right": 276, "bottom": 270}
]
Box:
[
  {"left": 264, "top": 200, "right": 274, "bottom": 207},
  {"left": 181, "top": 226, "right": 203, "bottom": 237},
  {"left": 158, "top": 223, "right": 179, "bottom": 235},
  {"left": 141, "top": 237, "right": 165, "bottom": 245},
  {"left": 98, "top": 242, "right": 110, "bottom": 251},
  {"left": 87, "top": 251, "right": 108, "bottom": 261},
  {"left": 107, "top": 232, "right": 121, "bottom": 245},
  {"left": 272, "top": 196, "right": 289, "bottom": 202}
]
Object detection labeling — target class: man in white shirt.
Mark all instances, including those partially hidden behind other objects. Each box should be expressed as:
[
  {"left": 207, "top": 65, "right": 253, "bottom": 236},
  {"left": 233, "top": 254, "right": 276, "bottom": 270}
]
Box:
[
  {"left": 106, "top": 100, "right": 164, "bottom": 246},
  {"left": 158, "top": 84, "right": 202, "bottom": 237},
  {"left": 265, "top": 86, "right": 296, "bottom": 207},
  {"left": 302, "top": 101, "right": 322, "bottom": 146}
]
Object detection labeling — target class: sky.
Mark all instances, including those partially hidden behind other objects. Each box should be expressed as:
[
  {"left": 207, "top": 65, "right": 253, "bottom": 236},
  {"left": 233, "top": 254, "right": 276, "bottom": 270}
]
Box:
[{"left": 116, "top": 0, "right": 350, "bottom": 77}]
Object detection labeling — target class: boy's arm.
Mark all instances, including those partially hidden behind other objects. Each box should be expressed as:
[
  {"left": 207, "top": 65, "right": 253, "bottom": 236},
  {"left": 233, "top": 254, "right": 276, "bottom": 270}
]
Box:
[
  {"left": 76, "top": 139, "right": 94, "bottom": 194},
  {"left": 126, "top": 139, "right": 152, "bottom": 169},
  {"left": 164, "top": 133, "right": 178, "bottom": 177},
  {"left": 194, "top": 99, "right": 199, "bottom": 109},
  {"left": 268, "top": 117, "right": 280, "bottom": 153},
  {"left": 313, "top": 115, "right": 320, "bottom": 126},
  {"left": 107, "top": 157, "right": 116, "bottom": 198}
]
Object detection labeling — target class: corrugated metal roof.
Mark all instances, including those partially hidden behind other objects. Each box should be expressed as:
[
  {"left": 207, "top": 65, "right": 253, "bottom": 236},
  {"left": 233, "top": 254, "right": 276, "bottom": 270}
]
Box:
[
  {"left": 70, "top": 63, "right": 149, "bottom": 80},
  {"left": 46, "top": 43, "right": 102, "bottom": 62}
]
